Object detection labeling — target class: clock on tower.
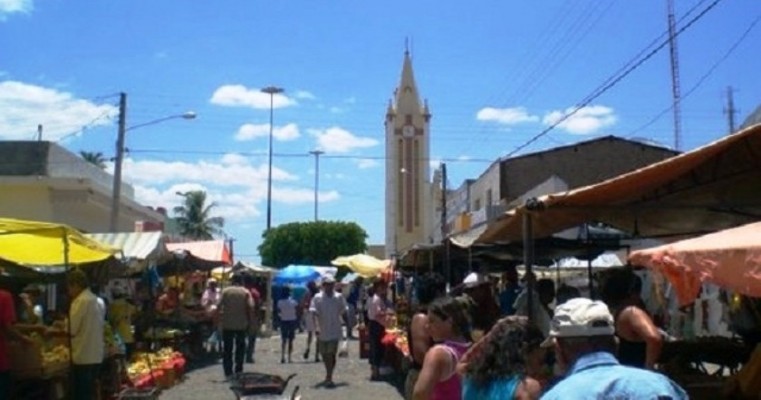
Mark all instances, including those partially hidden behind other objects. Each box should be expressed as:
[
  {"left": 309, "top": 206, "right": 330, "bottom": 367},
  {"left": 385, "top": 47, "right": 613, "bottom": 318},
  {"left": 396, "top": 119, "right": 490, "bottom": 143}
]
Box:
[{"left": 402, "top": 124, "right": 414, "bottom": 138}]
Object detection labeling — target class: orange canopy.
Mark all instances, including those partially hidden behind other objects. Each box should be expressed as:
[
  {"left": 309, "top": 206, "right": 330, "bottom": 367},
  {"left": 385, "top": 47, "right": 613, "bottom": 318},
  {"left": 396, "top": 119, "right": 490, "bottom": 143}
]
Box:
[
  {"left": 629, "top": 221, "right": 761, "bottom": 306},
  {"left": 167, "top": 240, "right": 232, "bottom": 264},
  {"left": 477, "top": 123, "right": 761, "bottom": 243}
]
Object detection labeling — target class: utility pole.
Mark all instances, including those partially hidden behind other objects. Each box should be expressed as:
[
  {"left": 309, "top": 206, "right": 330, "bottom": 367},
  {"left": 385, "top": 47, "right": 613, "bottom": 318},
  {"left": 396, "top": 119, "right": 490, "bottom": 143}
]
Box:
[
  {"left": 37, "top": 125, "right": 43, "bottom": 141},
  {"left": 261, "top": 86, "right": 284, "bottom": 231},
  {"left": 441, "top": 163, "right": 450, "bottom": 285},
  {"left": 667, "top": 0, "right": 683, "bottom": 151},
  {"left": 109, "top": 92, "right": 127, "bottom": 232},
  {"left": 309, "top": 150, "right": 324, "bottom": 221},
  {"left": 724, "top": 86, "right": 738, "bottom": 134}
]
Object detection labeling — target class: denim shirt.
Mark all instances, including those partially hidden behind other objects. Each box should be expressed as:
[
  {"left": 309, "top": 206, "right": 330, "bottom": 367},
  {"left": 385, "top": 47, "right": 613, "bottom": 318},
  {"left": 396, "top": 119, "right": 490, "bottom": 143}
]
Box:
[{"left": 541, "top": 351, "right": 688, "bottom": 400}]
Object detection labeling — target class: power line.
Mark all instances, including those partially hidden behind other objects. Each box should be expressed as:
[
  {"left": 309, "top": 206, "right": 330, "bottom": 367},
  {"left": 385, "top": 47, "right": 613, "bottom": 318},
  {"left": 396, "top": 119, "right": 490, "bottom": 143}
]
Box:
[
  {"left": 627, "top": 10, "right": 761, "bottom": 138},
  {"left": 506, "top": 0, "right": 723, "bottom": 158}
]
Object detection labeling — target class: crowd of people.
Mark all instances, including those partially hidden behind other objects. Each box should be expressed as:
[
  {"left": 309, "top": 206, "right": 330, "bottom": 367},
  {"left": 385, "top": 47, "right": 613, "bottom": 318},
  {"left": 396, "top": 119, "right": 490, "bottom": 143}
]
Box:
[
  {"left": 398, "top": 267, "right": 689, "bottom": 400},
  {"left": 2, "top": 262, "right": 744, "bottom": 399}
]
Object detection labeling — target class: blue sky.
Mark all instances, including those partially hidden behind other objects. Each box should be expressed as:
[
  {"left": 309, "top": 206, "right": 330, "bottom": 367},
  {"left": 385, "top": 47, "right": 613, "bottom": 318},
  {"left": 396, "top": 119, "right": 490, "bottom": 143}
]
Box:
[{"left": 1, "top": 0, "right": 760, "bottom": 262}]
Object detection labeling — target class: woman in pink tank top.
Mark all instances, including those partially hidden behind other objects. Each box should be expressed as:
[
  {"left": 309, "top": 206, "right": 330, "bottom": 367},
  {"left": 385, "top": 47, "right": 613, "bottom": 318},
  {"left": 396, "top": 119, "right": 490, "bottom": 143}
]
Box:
[{"left": 412, "top": 296, "right": 472, "bottom": 400}]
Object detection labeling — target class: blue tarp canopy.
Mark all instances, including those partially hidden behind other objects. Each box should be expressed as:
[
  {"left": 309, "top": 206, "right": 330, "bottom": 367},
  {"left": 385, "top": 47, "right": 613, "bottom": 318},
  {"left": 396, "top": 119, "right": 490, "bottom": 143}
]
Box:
[{"left": 273, "top": 265, "right": 321, "bottom": 286}]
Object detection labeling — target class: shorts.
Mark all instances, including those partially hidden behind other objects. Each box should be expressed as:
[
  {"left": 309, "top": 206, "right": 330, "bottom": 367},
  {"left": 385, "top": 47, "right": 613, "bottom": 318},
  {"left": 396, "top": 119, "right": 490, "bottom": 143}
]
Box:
[
  {"left": 280, "top": 320, "right": 297, "bottom": 340},
  {"left": 318, "top": 340, "right": 339, "bottom": 357}
]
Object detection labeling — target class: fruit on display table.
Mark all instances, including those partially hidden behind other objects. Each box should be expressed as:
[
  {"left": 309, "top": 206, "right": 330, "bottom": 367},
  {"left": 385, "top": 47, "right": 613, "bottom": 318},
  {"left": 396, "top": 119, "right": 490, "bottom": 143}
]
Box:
[{"left": 127, "top": 347, "right": 185, "bottom": 386}]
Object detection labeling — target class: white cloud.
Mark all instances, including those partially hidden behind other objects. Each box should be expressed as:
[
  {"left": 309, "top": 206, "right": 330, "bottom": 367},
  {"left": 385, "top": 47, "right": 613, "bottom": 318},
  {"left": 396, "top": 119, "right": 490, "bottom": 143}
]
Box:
[
  {"left": 543, "top": 105, "right": 617, "bottom": 135},
  {"left": 457, "top": 155, "right": 472, "bottom": 161},
  {"left": 0, "top": 0, "right": 32, "bottom": 19},
  {"left": 124, "top": 153, "right": 339, "bottom": 222},
  {"left": 210, "top": 85, "right": 297, "bottom": 110},
  {"left": 235, "top": 123, "right": 300, "bottom": 141},
  {"left": 294, "top": 90, "right": 316, "bottom": 100},
  {"left": 120, "top": 156, "right": 297, "bottom": 187},
  {"left": 429, "top": 158, "right": 442, "bottom": 170},
  {"left": 356, "top": 159, "right": 379, "bottom": 169},
  {"left": 476, "top": 107, "right": 538, "bottom": 125},
  {"left": 329, "top": 106, "right": 344, "bottom": 114},
  {"left": 0, "top": 80, "right": 117, "bottom": 140},
  {"left": 309, "top": 126, "right": 378, "bottom": 153}
]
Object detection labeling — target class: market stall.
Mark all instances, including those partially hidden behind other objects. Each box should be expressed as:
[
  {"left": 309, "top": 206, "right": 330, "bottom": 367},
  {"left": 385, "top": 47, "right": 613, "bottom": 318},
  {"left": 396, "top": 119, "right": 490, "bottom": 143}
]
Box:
[
  {"left": 0, "top": 218, "right": 118, "bottom": 400},
  {"left": 629, "top": 221, "right": 761, "bottom": 399}
]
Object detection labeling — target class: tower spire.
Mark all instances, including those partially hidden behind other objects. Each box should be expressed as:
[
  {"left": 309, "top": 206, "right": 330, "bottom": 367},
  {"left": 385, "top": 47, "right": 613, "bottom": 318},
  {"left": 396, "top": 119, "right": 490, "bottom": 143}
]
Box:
[{"left": 394, "top": 49, "right": 422, "bottom": 111}]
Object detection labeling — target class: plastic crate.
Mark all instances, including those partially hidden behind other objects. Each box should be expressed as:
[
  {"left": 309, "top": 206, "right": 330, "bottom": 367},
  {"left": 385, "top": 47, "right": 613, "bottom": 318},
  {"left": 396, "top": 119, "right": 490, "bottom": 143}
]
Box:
[{"left": 117, "top": 388, "right": 159, "bottom": 400}]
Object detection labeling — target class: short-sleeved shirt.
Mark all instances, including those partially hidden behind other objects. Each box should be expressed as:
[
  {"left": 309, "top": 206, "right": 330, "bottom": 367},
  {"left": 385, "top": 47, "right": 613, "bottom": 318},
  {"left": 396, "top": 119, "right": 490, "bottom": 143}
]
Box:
[
  {"left": 219, "top": 286, "right": 253, "bottom": 331},
  {"left": 540, "top": 351, "right": 688, "bottom": 400},
  {"left": 367, "top": 294, "right": 387, "bottom": 324},
  {"left": 0, "top": 290, "right": 17, "bottom": 371},
  {"left": 277, "top": 297, "right": 298, "bottom": 322},
  {"left": 70, "top": 289, "right": 106, "bottom": 365},
  {"left": 310, "top": 291, "right": 347, "bottom": 341},
  {"left": 108, "top": 298, "right": 137, "bottom": 343}
]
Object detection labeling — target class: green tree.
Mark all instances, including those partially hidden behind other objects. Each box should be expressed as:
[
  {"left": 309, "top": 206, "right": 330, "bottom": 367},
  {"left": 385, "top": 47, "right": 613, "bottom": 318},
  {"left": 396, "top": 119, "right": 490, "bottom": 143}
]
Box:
[
  {"left": 258, "top": 221, "right": 368, "bottom": 268},
  {"left": 79, "top": 151, "right": 107, "bottom": 169},
  {"left": 173, "top": 190, "right": 225, "bottom": 240}
]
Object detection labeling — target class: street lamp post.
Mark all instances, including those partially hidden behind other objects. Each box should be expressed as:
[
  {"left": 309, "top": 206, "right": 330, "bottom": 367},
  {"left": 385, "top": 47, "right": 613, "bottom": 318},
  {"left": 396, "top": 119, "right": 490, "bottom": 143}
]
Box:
[
  {"left": 261, "top": 86, "right": 284, "bottom": 231},
  {"left": 309, "top": 150, "right": 324, "bottom": 221},
  {"left": 109, "top": 92, "right": 196, "bottom": 231}
]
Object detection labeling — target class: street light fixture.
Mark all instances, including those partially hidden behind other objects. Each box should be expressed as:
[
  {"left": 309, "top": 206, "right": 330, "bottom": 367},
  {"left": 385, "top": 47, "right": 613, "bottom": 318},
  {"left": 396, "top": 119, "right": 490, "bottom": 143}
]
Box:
[
  {"left": 109, "top": 91, "right": 196, "bottom": 231},
  {"left": 309, "top": 150, "right": 324, "bottom": 221},
  {"left": 261, "top": 86, "right": 284, "bottom": 232}
]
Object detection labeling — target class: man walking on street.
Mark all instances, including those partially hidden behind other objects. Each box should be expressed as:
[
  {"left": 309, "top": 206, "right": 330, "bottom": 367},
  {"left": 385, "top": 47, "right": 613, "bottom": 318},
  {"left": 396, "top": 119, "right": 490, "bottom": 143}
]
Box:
[
  {"left": 218, "top": 274, "right": 254, "bottom": 379},
  {"left": 310, "top": 276, "right": 347, "bottom": 388},
  {"left": 68, "top": 269, "right": 106, "bottom": 400}
]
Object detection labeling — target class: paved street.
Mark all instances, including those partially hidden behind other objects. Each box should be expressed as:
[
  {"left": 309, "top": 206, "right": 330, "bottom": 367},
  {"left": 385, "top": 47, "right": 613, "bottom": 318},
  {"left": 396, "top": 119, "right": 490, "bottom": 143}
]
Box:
[{"left": 161, "top": 331, "right": 405, "bottom": 400}]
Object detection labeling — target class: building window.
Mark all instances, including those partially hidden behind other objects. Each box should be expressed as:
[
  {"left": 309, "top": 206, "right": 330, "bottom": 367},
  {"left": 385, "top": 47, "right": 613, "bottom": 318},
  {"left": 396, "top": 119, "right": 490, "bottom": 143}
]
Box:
[
  {"left": 474, "top": 198, "right": 481, "bottom": 211},
  {"left": 486, "top": 188, "right": 493, "bottom": 207}
]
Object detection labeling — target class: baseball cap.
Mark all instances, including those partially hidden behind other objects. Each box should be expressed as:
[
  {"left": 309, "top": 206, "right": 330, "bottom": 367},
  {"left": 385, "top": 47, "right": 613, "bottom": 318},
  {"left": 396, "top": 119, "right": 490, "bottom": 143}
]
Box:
[
  {"left": 322, "top": 275, "right": 336, "bottom": 284},
  {"left": 541, "top": 298, "right": 615, "bottom": 347}
]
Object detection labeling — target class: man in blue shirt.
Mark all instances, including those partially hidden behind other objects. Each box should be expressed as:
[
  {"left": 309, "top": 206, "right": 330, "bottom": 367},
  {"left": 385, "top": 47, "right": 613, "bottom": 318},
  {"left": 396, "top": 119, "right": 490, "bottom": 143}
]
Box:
[{"left": 541, "top": 298, "right": 687, "bottom": 400}]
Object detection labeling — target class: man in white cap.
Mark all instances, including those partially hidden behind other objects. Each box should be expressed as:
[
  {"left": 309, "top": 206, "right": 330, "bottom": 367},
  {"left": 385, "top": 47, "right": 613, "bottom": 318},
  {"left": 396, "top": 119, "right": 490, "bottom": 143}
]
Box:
[
  {"left": 541, "top": 298, "right": 687, "bottom": 399},
  {"left": 310, "top": 275, "right": 347, "bottom": 388}
]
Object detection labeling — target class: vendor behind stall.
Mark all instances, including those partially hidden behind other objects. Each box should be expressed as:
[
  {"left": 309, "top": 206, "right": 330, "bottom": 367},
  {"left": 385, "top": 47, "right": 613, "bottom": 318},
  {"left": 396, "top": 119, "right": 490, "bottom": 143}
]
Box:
[
  {"left": 2, "top": 285, "right": 34, "bottom": 399},
  {"left": 108, "top": 287, "right": 136, "bottom": 358},
  {"left": 18, "top": 284, "right": 45, "bottom": 325},
  {"left": 156, "top": 286, "right": 181, "bottom": 318}
]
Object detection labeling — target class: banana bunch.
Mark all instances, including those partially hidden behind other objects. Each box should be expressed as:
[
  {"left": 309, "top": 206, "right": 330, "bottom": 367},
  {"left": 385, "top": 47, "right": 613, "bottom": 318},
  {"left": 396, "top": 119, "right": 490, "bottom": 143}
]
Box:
[{"left": 42, "top": 345, "right": 70, "bottom": 366}]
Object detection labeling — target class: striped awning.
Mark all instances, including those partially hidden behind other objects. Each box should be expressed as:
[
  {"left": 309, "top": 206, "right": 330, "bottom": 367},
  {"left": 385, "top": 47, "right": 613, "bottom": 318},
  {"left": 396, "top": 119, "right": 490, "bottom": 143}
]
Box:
[{"left": 86, "top": 231, "right": 168, "bottom": 263}]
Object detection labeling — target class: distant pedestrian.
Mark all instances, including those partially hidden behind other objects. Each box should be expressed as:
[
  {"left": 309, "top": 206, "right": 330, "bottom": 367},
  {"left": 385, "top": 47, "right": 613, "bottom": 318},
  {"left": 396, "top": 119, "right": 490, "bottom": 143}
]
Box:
[
  {"left": 244, "top": 275, "right": 262, "bottom": 364},
  {"left": 310, "top": 276, "right": 347, "bottom": 388},
  {"left": 301, "top": 281, "right": 321, "bottom": 362},
  {"left": 367, "top": 280, "right": 389, "bottom": 381},
  {"left": 277, "top": 286, "right": 299, "bottom": 363},
  {"left": 218, "top": 274, "right": 254, "bottom": 378}
]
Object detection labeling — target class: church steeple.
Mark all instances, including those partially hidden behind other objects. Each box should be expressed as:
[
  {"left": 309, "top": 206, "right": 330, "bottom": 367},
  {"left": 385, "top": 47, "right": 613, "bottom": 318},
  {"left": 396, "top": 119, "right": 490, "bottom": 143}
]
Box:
[{"left": 393, "top": 50, "right": 423, "bottom": 113}]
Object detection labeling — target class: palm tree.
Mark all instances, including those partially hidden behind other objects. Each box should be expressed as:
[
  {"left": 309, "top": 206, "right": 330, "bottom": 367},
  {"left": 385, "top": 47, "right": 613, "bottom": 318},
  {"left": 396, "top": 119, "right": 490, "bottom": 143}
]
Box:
[
  {"left": 79, "top": 151, "right": 107, "bottom": 169},
  {"left": 173, "top": 190, "right": 225, "bottom": 240}
]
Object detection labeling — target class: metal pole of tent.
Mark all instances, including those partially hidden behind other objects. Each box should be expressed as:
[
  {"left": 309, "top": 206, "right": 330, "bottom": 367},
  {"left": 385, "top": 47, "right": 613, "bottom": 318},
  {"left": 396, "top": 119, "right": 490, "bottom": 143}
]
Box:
[
  {"left": 523, "top": 212, "right": 534, "bottom": 323},
  {"left": 585, "top": 224, "right": 594, "bottom": 299},
  {"left": 63, "top": 228, "right": 75, "bottom": 387}
]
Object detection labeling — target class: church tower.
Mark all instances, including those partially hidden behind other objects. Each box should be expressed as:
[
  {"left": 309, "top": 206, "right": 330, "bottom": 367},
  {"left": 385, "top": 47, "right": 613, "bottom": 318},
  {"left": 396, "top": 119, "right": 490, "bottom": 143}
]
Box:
[{"left": 385, "top": 50, "right": 432, "bottom": 257}]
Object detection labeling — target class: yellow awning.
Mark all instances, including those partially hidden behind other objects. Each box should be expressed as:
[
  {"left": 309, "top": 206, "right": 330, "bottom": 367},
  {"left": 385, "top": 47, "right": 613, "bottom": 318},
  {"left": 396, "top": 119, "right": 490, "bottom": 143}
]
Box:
[
  {"left": 332, "top": 254, "right": 391, "bottom": 278},
  {"left": 0, "top": 218, "right": 118, "bottom": 266}
]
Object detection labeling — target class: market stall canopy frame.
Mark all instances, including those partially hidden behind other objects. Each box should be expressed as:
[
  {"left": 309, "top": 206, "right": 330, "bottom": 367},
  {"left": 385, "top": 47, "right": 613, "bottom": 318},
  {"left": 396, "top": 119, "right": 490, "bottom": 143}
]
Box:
[
  {"left": 476, "top": 123, "right": 761, "bottom": 243},
  {"left": 0, "top": 218, "right": 117, "bottom": 266},
  {"left": 86, "top": 231, "right": 170, "bottom": 272},
  {"left": 629, "top": 220, "right": 761, "bottom": 307}
]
